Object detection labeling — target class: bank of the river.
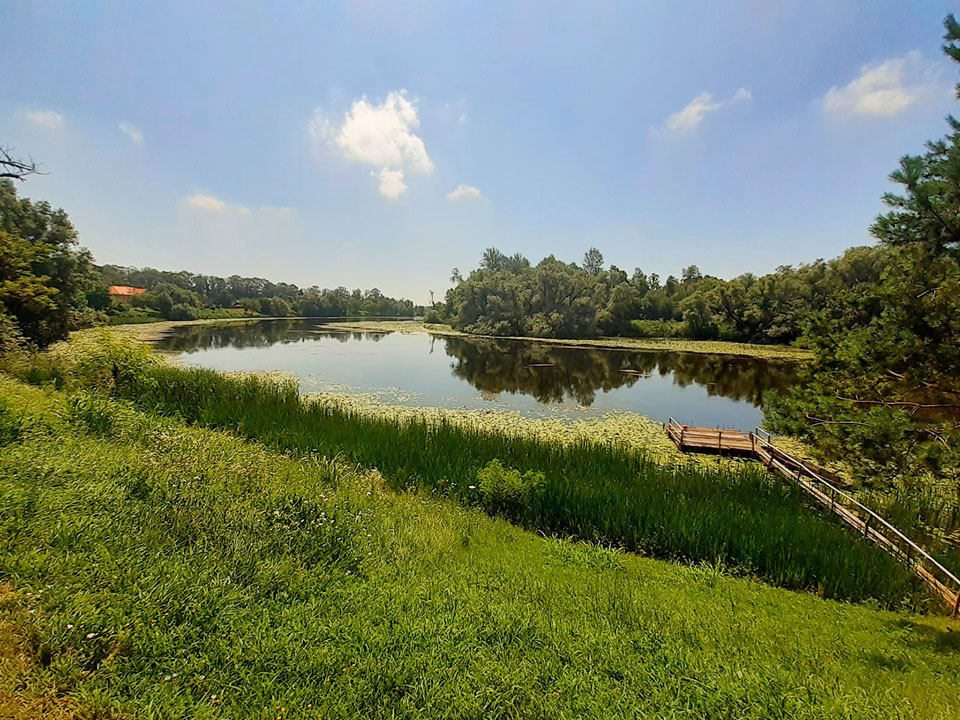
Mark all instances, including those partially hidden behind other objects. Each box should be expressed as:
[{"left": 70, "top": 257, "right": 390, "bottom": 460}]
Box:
[
  {"left": 1, "top": 374, "right": 956, "bottom": 718},
  {"left": 318, "top": 320, "right": 814, "bottom": 361}
]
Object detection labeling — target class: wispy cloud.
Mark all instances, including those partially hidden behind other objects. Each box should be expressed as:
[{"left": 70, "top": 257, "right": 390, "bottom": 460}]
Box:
[
  {"left": 24, "top": 109, "right": 64, "bottom": 129},
  {"left": 118, "top": 122, "right": 144, "bottom": 144},
  {"left": 184, "top": 193, "right": 297, "bottom": 217},
  {"left": 662, "top": 87, "right": 751, "bottom": 134},
  {"left": 310, "top": 90, "right": 433, "bottom": 200},
  {"left": 447, "top": 184, "right": 483, "bottom": 202},
  {"left": 184, "top": 193, "right": 250, "bottom": 215},
  {"left": 823, "top": 51, "right": 935, "bottom": 118}
]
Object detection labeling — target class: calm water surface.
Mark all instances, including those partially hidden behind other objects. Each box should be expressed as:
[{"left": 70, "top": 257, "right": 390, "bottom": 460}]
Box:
[{"left": 154, "top": 319, "right": 799, "bottom": 428}]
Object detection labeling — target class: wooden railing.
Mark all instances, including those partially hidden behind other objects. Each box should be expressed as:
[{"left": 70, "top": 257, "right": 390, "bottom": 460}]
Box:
[
  {"left": 752, "top": 428, "right": 960, "bottom": 614},
  {"left": 664, "top": 418, "right": 960, "bottom": 613}
]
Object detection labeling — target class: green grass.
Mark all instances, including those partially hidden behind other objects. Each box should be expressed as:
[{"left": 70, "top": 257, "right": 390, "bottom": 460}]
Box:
[
  {"left": 86, "top": 356, "right": 923, "bottom": 608},
  {"left": 1, "top": 375, "right": 959, "bottom": 719}
]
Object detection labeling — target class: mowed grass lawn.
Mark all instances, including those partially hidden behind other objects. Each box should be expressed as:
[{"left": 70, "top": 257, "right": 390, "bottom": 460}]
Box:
[{"left": 2, "top": 376, "right": 960, "bottom": 719}]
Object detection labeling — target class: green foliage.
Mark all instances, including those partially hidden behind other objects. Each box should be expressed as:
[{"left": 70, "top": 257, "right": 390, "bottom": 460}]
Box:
[
  {"left": 0, "top": 396, "right": 23, "bottom": 446},
  {"left": 61, "top": 343, "right": 921, "bottom": 606},
  {"left": 67, "top": 330, "right": 160, "bottom": 392},
  {"left": 630, "top": 318, "right": 685, "bottom": 338},
  {"left": 102, "top": 264, "right": 421, "bottom": 318},
  {"left": 64, "top": 391, "right": 124, "bottom": 435},
  {"left": 766, "top": 16, "right": 960, "bottom": 492},
  {"left": 444, "top": 244, "right": 886, "bottom": 343},
  {"left": 1, "top": 375, "right": 958, "bottom": 718},
  {"left": 474, "top": 459, "right": 545, "bottom": 516},
  {"left": 0, "top": 181, "right": 103, "bottom": 347}
]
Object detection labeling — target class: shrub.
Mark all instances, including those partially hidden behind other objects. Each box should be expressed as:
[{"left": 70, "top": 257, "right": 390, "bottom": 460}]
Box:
[
  {"left": 168, "top": 303, "right": 200, "bottom": 321},
  {"left": 475, "top": 459, "right": 545, "bottom": 516},
  {"left": 69, "top": 332, "right": 160, "bottom": 392},
  {"left": 629, "top": 319, "right": 685, "bottom": 338}
]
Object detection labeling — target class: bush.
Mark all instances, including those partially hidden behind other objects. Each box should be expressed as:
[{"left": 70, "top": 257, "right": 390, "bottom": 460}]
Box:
[
  {"left": 475, "top": 459, "right": 545, "bottom": 516},
  {"left": 629, "top": 319, "right": 685, "bottom": 338},
  {"left": 68, "top": 306, "right": 109, "bottom": 331},
  {"left": 0, "top": 307, "right": 27, "bottom": 355},
  {"left": 69, "top": 332, "right": 160, "bottom": 392},
  {"left": 423, "top": 306, "right": 446, "bottom": 323},
  {"left": 168, "top": 303, "right": 200, "bottom": 321}
]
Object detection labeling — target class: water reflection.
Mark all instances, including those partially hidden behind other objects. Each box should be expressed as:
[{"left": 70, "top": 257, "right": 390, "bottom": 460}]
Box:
[
  {"left": 153, "top": 319, "right": 798, "bottom": 425},
  {"left": 442, "top": 337, "right": 795, "bottom": 407},
  {"left": 156, "top": 320, "right": 390, "bottom": 351}
]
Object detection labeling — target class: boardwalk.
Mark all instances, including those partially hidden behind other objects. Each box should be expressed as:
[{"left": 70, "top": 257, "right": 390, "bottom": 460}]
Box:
[{"left": 665, "top": 419, "right": 960, "bottom": 615}]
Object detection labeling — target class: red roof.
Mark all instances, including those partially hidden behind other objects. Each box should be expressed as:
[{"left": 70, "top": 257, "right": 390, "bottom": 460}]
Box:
[{"left": 108, "top": 285, "right": 147, "bottom": 296}]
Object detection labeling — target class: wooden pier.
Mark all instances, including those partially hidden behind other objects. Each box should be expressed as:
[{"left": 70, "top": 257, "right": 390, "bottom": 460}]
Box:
[{"left": 665, "top": 418, "right": 960, "bottom": 615}]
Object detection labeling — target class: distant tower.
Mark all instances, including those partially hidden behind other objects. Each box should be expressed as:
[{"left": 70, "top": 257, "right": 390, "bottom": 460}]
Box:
[{"left": 429, "top": 290, "right": 435, "bottom": 307}]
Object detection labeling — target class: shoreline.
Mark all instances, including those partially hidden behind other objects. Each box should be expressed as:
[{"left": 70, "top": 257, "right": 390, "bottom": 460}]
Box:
[
  {"left": 94, "top": 317, "right": 812, "bottom": 361},
  {"left": 317, "top": 319, "right": 813, "bottom": 361}
]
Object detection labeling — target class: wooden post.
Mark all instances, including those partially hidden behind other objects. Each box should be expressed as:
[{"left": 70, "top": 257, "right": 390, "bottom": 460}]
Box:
[
  {"left": 953, "top": 590, "right": 960, "bottom": 618},
  {"left": 863, "top": 514, "right": 871, "bottom": 539}
]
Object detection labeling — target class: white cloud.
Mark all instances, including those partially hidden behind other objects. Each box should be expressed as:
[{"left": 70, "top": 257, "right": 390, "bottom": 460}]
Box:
[
  {"left": 375, "top": 168, "right": 407, "bottom": 200},
  {"left": 823, "top": 51, "right": 933, "bottom": 118},
  {"left": 310, "top": 90, "right": 433, "bottom": 199},
  {"left": 24, "top": 109, "right": 64, "bottom": 129},
  {"left": 446, "top": 184, "right": 483, "bottom": 202},
  {"left": 118, "top": 122, "right": 144, "bottom": 144},
  {"left": 184, "top": 193, "right": 250, "bottom": 215},
  {"left": 663, "top": 87, "right": 751, "bottom": 134}
]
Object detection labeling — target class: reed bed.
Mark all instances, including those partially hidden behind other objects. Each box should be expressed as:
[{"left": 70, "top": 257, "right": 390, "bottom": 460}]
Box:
[{"left": 107, "top": 363, "right": 921, "bottom": 607}]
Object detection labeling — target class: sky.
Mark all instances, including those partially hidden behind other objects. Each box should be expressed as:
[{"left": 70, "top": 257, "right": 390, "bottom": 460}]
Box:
[{"left": 1, "top": 1, "right": 958, "bottom": 304}]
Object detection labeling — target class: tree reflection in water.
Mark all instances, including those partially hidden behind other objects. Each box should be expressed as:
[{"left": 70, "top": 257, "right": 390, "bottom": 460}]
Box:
[{"left": 442, "top": 337, "right": 796, "bottom": 407}]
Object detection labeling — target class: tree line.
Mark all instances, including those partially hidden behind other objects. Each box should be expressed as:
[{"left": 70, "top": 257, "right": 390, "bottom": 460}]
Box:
[
  {"left": 99, "top": 264, "right": 422, "bottom": 322},
  {"left": 430, "top": 243, "right": 888, "bottom": 345}
]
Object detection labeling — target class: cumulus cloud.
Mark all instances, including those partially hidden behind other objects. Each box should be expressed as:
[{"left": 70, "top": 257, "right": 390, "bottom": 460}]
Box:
[
  {"left": 185, "top": 193, "right": 250, "bottom": 215},
  {"left": 663, "top": 87, "right": 751, "bottom": 134},
  {"left": 823, "top": 51, "right": 934, "bottom": 118},
  {"left": 310, "top": 90, "right": 433, "bottom": 199},
  {"left": 446, "top": 184, "right": 483, "bottom": 202},
  {"left": 118, "top": 122, "right": 144, "bottom": 144},
  {"left": 24, "top": 109, "right": 64, "bottom": 129},
  {"left": 375, "top": 168, "right": 407, "bottom": 201}
]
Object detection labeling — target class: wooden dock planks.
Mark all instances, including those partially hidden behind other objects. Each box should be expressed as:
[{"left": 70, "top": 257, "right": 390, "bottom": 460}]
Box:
[{"left": 665, "top": 419, "right": 756, "bottom": 455}]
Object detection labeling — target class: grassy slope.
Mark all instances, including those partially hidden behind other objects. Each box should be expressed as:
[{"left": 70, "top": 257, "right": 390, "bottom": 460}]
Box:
[{"left": 2, "top": 376, "right": 959, "bottom": 719}]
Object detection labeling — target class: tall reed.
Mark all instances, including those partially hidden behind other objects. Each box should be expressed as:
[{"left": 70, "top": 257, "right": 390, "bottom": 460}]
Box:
[{"left": 112, "top": 363, "right": 921, "bottom": 606}]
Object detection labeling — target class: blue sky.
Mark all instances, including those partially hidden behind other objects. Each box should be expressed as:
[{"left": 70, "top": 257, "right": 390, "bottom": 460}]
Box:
[{"left": 1, "top": 1, "right": 957, "bottom": 303}]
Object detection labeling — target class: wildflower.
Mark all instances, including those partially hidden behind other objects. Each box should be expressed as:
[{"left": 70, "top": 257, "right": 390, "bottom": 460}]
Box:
[
  {"left": 468, "top": 485, "right": 477, "bottom": 490},
  {"left": 86, "top": 632, "right": 96, "bottom": 639},
  {"left": 66, "top": 624, "right": 74, "bottom": 630}
]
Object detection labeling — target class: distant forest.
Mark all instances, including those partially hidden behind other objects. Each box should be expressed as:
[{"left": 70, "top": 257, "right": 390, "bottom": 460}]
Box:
[
  {"left": 430, "top": 244, "right": 888, "bottom": 345},
  {"left": 98, "top": 264, "right": 423, "bottom": 322}
]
